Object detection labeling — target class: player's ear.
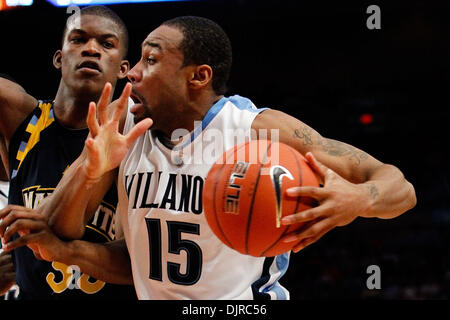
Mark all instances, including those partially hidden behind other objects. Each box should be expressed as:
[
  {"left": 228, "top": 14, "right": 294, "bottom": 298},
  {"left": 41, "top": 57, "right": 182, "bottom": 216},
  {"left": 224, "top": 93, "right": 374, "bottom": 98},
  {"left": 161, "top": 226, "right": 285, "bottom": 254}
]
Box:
[
  {"left": 118, "top": 60, "right": 130, "bottom": 80},
  {"left": 189, "top": 64, "right": 213, "bottom": 90},
  {"left": 53, "top": 50, "right": 62, "bottom": 70}
]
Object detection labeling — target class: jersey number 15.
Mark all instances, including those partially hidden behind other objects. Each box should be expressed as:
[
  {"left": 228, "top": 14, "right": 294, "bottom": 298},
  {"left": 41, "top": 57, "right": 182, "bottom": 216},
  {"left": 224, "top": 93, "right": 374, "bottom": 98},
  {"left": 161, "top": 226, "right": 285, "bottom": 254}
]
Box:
[{"left": 145, "top": 218, "right": 203, "bottom": 285}]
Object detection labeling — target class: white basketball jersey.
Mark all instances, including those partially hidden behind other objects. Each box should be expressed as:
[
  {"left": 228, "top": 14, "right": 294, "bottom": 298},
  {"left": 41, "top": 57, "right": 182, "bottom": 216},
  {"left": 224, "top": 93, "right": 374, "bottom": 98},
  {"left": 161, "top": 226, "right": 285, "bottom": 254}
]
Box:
[
  {"left": 118, "top": 95, "right": 290, "bottom": 300},
  {"left": 0, "top": 180, "right": 8, "bottom": 209}
]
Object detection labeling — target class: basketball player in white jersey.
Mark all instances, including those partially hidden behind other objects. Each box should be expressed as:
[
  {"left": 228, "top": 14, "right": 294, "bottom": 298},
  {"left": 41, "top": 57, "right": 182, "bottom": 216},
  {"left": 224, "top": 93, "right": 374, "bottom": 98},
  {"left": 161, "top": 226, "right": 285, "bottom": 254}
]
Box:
[{"left": 0, "top": 16, "right": 416, "bottom": 299}]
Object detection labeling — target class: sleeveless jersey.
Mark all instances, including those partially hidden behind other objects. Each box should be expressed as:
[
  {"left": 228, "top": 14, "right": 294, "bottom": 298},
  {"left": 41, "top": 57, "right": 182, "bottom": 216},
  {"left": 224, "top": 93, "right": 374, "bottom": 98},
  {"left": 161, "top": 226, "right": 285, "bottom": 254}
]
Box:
[
  {"left": 118, "top": 95, "right": 290, "bottom": 300},
  {"left": 8, "top": 100, "right": 136, "bottom": 300},
  {"left": 0, "top": 180, "right": 8, "bottom": 209}
]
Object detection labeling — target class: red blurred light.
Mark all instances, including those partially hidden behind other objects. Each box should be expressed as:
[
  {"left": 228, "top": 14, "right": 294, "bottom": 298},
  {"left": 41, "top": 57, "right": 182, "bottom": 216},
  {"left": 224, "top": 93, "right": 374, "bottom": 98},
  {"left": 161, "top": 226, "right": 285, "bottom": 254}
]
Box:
[{"left": 359, "top": 113, "right": 373, "bottom": 125}]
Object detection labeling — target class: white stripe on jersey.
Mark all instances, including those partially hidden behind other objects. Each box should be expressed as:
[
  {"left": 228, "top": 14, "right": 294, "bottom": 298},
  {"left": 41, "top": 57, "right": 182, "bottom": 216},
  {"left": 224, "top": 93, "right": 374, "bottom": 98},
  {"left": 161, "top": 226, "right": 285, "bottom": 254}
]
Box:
[{"left": 118, "top": 95, "right": 290, "bottom": 300}]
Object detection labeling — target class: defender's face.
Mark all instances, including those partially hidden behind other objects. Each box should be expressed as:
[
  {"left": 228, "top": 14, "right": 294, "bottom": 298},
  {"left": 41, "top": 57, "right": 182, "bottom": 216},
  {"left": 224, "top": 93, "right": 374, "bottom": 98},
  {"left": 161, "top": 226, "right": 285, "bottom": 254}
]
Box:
[
  {"left": 128, "top": 25, "right": 189, "bottom": 131},
  {"left": 57, "top": 14, "right": 127, "bottom": 96}
]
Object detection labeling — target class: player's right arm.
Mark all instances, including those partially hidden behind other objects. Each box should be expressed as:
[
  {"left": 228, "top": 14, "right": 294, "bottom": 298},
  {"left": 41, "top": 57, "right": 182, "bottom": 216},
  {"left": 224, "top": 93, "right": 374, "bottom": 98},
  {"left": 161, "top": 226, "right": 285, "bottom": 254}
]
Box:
[{"left": 0, "top": 75, "right": 38, "bottom": 144}]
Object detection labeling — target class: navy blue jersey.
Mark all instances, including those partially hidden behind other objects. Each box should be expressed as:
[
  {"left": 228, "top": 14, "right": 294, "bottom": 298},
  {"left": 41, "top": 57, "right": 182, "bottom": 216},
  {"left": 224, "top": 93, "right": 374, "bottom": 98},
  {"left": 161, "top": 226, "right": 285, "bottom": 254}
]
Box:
[{"left": 8, "top": 100, "right": 136, "bottom": 300}]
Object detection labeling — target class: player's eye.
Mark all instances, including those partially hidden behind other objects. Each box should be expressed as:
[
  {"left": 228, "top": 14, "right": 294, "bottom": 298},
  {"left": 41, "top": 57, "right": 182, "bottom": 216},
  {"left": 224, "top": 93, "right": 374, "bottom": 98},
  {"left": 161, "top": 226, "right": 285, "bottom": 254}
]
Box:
[
  {"left": 103, "top": 41, "right": 114, "bottom": 49},
  {"left": 70, "top": 37, "right": 83, "bottom": 44},
  {"left": 146, "top": 57, "right": 156, "bottom": 65}
]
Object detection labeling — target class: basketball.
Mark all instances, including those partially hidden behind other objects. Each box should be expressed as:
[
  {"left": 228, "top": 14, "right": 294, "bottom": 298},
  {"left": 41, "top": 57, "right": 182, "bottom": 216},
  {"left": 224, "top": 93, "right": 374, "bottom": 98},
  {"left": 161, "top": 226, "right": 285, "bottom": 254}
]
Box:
[{"left": 203, "top": 140, "right": 319, "bottom": 257}]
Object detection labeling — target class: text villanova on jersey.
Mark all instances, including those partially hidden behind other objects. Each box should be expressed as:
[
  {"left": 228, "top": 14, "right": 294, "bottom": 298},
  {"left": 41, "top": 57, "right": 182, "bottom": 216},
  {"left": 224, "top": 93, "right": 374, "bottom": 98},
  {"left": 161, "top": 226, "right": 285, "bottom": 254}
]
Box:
[{"left": 125, "top": 171, "right": 203, "bottom": 214}]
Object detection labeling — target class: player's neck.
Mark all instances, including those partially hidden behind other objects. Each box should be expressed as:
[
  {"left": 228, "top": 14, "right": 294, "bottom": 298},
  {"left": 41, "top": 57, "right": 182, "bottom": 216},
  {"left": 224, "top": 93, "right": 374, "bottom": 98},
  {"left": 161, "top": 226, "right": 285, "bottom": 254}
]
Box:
[
  {"left": 53, "top": 83, "right": 101, "bottom": 129},
  {"left": 156, "top": 92, "right": 223, "bottom": 141},
  {"left": 182, "top": 92, "right": 223, "bottom": 130}
]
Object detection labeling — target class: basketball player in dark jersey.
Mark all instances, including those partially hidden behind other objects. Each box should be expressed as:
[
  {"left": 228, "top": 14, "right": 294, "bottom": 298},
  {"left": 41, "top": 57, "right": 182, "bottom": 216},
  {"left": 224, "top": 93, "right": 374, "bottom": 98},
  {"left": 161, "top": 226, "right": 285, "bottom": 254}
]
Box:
[{"left": 0, "top": 6, "right": 136, "bottom": 299}]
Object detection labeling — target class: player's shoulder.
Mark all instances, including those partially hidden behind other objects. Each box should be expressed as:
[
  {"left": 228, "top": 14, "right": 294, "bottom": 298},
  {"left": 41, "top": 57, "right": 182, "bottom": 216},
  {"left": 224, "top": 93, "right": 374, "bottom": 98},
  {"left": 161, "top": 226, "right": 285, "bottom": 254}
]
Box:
[
  {"left": 221, "top": 95, "right": 262, "bottom": 112},
  {"left": 0, "top": 76, "right": 38, "bottom": 141},
  {"left": 209, "top": 95, "right": 268, "bottom": 122}
]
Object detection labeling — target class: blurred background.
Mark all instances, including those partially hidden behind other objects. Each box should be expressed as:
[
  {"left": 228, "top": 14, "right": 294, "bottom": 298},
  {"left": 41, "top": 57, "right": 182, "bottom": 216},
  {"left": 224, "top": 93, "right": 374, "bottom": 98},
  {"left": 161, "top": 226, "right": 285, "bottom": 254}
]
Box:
[{"left": 0, "top": 0, "right": 449, "bottom": 300}]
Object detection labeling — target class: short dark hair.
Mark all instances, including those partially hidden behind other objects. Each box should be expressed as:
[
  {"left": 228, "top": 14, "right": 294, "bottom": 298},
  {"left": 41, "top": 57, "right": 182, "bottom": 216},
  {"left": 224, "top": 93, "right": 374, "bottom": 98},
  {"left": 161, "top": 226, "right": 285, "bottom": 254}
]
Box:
[
  {"left": 161, "top": 16, "right": 232, "bottom": 95},
  {"left": 62, "top": 5, "right": 129, "bottom": 58}
]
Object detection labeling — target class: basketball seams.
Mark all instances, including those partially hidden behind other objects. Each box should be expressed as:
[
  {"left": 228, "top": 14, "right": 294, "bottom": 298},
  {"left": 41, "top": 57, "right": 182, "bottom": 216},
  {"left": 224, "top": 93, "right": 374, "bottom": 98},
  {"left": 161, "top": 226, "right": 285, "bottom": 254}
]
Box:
[
  {"left": 211, "top": 161, "right": 234, "bottom": 249},
  {"left": 245, "top": 141, "right": 273, "bottom": 255}
]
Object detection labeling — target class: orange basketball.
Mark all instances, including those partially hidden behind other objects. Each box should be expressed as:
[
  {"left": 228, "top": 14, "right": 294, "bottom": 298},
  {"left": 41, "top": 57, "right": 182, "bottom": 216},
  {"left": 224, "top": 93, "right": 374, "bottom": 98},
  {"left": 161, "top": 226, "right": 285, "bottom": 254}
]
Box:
[{"left": 203, "top": 140, "right": 319, "bottom": 257}]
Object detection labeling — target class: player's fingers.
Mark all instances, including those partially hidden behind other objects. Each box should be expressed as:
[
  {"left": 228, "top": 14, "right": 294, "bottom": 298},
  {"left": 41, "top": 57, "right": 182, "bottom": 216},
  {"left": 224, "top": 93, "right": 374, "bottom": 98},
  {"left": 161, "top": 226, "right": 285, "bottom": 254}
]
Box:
[
  {"left": 292, "top": 227, "right": 331, "bottom": 253},
  {"left": 0, "top": 210, "right": 43, "bottom": 238},
  {"left": 0, "top": 205, "right": 22, "bottom": 219},
  {"left": 0, "top": 260, "right": 14, "bottom": 273},
  {"left": 285, "top": 186, "right": 325, "bottom": 200},
  {"left": 112, "top": 82, "right": 132, "bottom": 125},
  {"left": 85, "top": 137, "right": 100, "bottom": 160},
  {"left": 97, "top": 82, "right": 113, "bottom": 125},
  {"left": 125, "top": 118, "right": 153, "bottom": 146},
  {"left": 0, "top": 252, "right": 13, "bottom": 267},
  {"left": 1, "top": 232, "right": 43, "bottom": 253},
  {"left": 0, "top": 250, "right": 12, "bottom": 258},
  {"left": 0, "top": 207, "right": 11, "bottom": 219},
  {"left": 87, "top": 102, "right": 99, "bottom": 137},
  {"left": 305, "top": 152, "right": 330, "bottom": 180},
  {"left": 2, "top": 218, "right": 45, "bottom": 244},
  {"left": 282, "top": 217, "right": 332, "bottom": 243},
  {"left": 281, "top": 206, "right": 323, "bottom": 225}
]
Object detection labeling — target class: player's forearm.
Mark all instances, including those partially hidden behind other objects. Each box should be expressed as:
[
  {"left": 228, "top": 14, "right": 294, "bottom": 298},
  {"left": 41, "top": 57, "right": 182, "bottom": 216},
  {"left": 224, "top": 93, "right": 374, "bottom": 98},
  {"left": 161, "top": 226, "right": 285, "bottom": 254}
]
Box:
[
  {"left": 58, "top": 239, "right": 133, "bottom": 285},
  {"left": 360, "top": 164, "right": 416, "bottom": 219},
  {"left": 45, "top": 154, "right": 108, "bottom": 240}
]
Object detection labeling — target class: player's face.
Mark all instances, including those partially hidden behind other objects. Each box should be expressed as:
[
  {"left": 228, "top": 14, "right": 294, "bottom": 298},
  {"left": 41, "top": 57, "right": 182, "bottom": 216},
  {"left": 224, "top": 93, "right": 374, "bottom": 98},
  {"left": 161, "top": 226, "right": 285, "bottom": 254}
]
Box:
[
  {"left": 128, "top": 25, "right": 190, "bottom": 132},
  {"left": 55, "top": 15, "right": 128, "bottom": 97}
]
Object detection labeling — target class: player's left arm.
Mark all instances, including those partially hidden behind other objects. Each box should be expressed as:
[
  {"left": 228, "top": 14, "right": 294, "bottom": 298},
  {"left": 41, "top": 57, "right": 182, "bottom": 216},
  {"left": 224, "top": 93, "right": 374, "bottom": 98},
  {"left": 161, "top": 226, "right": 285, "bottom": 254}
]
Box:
[{"left": 252, "top": 109, "right": 416, "bottom": 250}]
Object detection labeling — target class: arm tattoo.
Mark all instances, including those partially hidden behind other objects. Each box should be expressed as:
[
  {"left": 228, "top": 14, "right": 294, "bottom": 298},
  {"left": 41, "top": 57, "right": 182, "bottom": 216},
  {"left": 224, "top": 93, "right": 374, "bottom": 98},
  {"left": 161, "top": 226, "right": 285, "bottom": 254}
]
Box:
[
  {"left": 317, "top": 138, "right": 369, "bottom": 165},
  {"left": 293, "top": 127, "right": 313, "bottom": 146},
  {"left": 367, "top": 183, "right": 379, "bottom": 200},
  {"left": 293, "top": 126, "right": 369, "bottom": 165}
]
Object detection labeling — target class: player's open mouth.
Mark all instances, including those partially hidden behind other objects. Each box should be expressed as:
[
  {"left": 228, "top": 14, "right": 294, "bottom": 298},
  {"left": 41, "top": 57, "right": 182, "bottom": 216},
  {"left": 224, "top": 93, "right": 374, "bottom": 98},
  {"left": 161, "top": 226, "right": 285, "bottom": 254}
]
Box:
[
  {"left": 77, "top": 61, "right": 102, "bottom": 73},
  {"left": 130, "top": 91, "right": 147, "bottom": 115},
  {"left": 130, "top": 92, "right": 144, "bottom": 105}
]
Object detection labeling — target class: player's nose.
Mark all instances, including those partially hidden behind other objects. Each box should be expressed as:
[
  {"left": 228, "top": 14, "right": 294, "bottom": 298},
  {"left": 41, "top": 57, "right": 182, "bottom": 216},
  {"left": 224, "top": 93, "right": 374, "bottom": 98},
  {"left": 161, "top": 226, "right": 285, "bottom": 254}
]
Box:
[
  {"left": 82, "top": 39, "right": 101, "bottom": 58},
  {"left": 128, "top": 64, "right": 141, "bottom": 83}
]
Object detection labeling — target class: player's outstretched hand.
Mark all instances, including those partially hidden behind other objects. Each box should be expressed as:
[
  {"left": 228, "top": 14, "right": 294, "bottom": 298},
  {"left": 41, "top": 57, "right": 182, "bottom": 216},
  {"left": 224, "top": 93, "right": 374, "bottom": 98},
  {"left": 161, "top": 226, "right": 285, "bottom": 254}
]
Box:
[
  {"left": 0, "top": 251, "right": 15, "bottom": 296},
  {"left": 281, "top": 152, "right": 372, "bottom": 253},
  {"left": 0, "top": 205, "right": 62, "bottom": 262},
  {"left": 83, "top": 82, "right": 153, "bottom": 183}
]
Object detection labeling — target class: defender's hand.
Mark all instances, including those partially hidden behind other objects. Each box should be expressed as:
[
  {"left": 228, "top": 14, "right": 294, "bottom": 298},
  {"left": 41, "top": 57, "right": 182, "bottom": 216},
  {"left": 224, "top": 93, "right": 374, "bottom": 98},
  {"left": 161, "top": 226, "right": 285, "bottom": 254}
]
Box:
[
  {"left": 0, "top": 205, "right": 62, "bottom": 261},
  {"left": 83, "top": 82, "right": 153, "bottom": 183}
]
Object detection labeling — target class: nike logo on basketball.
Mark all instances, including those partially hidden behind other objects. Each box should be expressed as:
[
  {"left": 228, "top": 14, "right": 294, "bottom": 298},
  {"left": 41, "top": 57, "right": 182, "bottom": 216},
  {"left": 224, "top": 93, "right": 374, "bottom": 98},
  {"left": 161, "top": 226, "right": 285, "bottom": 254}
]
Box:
[{"left": 269, "top": 165, "right": 294, "bottom": 228}]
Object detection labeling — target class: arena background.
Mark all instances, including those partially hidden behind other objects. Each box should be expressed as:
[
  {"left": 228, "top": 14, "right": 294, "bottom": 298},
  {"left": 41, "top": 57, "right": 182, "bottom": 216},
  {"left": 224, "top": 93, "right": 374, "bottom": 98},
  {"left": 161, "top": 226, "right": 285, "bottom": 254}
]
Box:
[{"left": 0, "top": 0, "right": 448, "bottom": 300}]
